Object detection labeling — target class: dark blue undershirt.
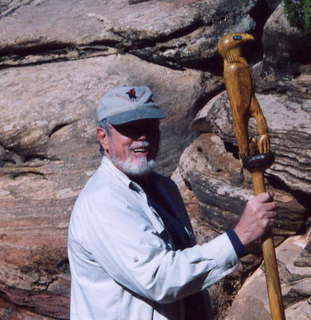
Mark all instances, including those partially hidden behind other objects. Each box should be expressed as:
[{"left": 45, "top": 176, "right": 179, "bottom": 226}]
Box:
[
  {"left": 139, "top": 180, "right": 246, "bottom": 319},
  {"left": 141, "top": 180, "right": 246, "bottom": 257},
  {"left": 226, "top": 229, "right": 246, "bottom": 258},
  {"left": 147, "top": 196, "right": 191, "bottom": 250}
]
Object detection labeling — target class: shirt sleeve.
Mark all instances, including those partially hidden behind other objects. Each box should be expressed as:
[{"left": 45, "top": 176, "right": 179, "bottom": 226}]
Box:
[{"left": 81, "top": 193, "right": 239, "bottom": 304}]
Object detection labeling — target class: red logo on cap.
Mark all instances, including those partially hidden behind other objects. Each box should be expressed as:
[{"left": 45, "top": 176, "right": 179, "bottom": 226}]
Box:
[{"left": 126, "top": 88, "right": 137, "bottom": 100}]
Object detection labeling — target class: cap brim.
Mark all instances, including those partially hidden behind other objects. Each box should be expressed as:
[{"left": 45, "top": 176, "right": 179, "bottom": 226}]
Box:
[{"left": 106, "top": 108, "right": 165, "bottom": 125}]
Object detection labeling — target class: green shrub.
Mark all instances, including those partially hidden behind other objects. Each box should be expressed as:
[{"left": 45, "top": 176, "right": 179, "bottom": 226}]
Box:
[{"left": 284, "top": 0, "right": 311, "bottom": 33}]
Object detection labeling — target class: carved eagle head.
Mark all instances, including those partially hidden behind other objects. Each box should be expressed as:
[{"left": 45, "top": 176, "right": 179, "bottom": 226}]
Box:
[{"left": 217, "top": 33, "right": 254, "bottom": 62}]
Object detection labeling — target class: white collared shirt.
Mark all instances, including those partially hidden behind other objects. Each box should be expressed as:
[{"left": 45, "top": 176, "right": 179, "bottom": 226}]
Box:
[{"left": 68, "top": 157, "right": 239, "bottom": 320}]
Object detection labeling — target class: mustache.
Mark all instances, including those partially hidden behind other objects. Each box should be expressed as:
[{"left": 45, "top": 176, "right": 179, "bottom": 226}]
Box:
[{"left": 129, "top": 141, "right": 150, "bottom": 150}]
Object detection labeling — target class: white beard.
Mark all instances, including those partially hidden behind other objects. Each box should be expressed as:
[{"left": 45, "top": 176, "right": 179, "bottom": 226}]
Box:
[{"left": 111, "top": 155, "right": 155, "bottom": 177}]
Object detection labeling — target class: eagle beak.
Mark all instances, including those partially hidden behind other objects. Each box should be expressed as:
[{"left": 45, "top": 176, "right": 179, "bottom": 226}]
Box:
[{"left": 243, "top": 33, "right": 255, "bottom": 42}]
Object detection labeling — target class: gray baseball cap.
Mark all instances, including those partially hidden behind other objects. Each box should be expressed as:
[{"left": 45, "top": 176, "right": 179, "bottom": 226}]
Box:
[{"left": 96, "top": 86, "right": 165, "bottom": 125}]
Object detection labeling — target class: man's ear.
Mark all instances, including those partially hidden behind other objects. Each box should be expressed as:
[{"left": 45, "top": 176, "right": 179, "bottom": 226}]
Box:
[{"left": 96, "top": 127, "right": 109, "bottom": 153}]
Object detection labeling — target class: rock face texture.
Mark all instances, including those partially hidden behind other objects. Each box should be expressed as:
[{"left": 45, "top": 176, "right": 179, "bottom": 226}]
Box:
[
  {"left": 224, "top": 232, "right": 311, "bottom": 320},
  {"left": 0, "top": 54, "right": 202, "bottom": 319},
  {"left": 262, "top": 3, "right": 311, "bottom": 77},
  {"left": 0, "top": 0, "right": 310, "bottom": 319},
  {"left": 192, "top": 90, "right": 311, "bottom": 193},
  {"left": 0, "top": 54, "right": 202, "bottom": 175},
  {"left": 0, "top": 0, "right": 257, "bottom": 69}
]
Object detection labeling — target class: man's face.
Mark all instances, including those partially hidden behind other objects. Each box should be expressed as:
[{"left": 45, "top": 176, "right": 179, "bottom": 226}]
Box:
[{"left": 97, "top": 119, "right": 160, "bottom": 177}]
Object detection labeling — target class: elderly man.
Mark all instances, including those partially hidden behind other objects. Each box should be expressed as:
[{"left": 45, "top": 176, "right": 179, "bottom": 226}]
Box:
[{"left": 68, "top": 86, "right": 276, "bottom": 320}]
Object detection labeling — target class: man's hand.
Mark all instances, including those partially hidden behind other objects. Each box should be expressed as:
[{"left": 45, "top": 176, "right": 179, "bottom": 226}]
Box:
[{"left": 234, "top": 192, "right": 277, "bottom": 246}]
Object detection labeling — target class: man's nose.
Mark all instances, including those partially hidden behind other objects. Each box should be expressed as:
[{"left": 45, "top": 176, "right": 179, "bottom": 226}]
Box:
[
  {"left": 129, "top": 123, "right": 159, "bottom": 141},
  {"left": 134, "top": 127, "right": 153, "bottom": 140},
  {"left": 136, "top": 132, "right": 147, "bottom": 140}
]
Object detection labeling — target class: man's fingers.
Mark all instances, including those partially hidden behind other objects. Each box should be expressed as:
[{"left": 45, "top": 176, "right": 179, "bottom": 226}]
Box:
[
  {"left": 263, "top": 201, "right": 277, "bottom": 212},
  {"left": 252, "top": 192, "right": 274, "bottom": 203},
  {"left": 266, "top": 210, "right": 277, "bottom": 219}
]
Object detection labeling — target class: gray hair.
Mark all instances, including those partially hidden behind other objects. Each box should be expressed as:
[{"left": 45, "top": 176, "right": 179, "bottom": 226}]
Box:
[
  {"left": 97, "top": 118, "right": 111, "bottom": 154},
  {"left": 97, "top": 118, "right": 111, "bottom": 135}
]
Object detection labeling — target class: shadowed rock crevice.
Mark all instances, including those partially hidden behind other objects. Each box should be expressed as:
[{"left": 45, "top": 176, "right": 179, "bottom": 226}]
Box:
[
  {"left": 0, "top": 143, "right": 58, "bottom": 167},
  {"left": 0, "top": 43, "right": 118, "bottom": 68},
  {"left": 223, "top": 141, "right": 240, "bottom": 161},
  {"left": 48, "top": 120, "right": 79, "bottom": 138},
  {"left": 0, "top": 144, "right": 23, "bottom": 166},
  {"left": 0, "top": 283, "right": 69, "bottom": 319},
  {"left": 0, "top": 41, "right": 69, "bottom": 56},
  {"left": 266, "top": 174, "right": 311, "bottom": 224},
  {"left": 113, "top": 19, "right": 207, "bottom": 48},
  {"left": 0, "top": 167, "right": 47, "bottom": 179}
]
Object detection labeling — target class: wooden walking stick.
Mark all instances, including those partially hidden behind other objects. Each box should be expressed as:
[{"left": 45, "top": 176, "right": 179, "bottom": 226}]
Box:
[{"left": 217, "top": 33, "right": 286, "bottom": 320}]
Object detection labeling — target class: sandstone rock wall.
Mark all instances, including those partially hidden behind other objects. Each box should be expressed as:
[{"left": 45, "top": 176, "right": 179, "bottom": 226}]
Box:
[{"left": 0, "top": 0, "right": 310, "bottom": 319}]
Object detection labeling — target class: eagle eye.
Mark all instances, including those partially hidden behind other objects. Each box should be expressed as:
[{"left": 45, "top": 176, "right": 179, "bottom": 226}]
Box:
[{"left": 233, "top": 35, "right": 242, "bottom": 40}]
